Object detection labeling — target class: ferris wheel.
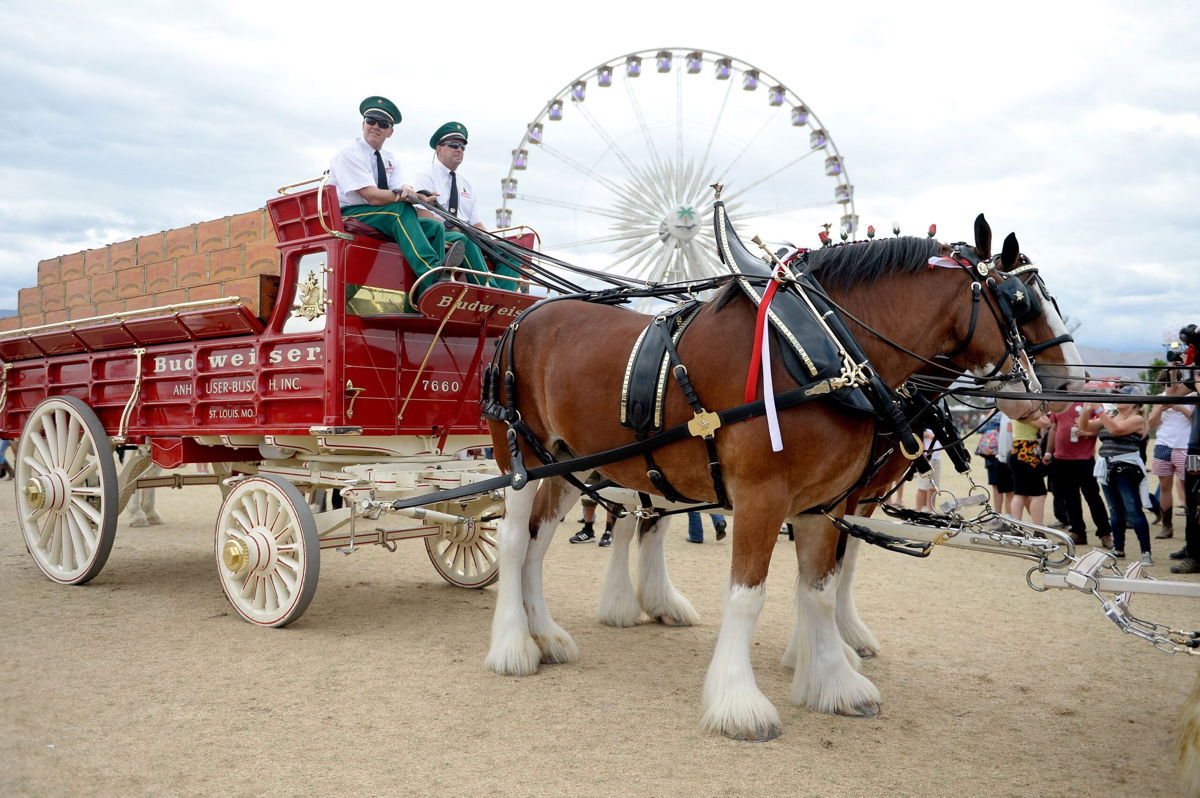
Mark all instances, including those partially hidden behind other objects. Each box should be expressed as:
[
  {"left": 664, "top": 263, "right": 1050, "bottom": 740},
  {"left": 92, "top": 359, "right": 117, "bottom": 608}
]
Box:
[{"left": 497, "top": 48, "right": 857, "bottom": 284}]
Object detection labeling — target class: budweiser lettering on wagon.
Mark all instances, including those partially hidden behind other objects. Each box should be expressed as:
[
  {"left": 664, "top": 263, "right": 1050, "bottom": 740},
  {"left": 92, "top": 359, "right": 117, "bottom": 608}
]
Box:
[{"left": 152, "top": 344, "right": 324, "bottom": 374}]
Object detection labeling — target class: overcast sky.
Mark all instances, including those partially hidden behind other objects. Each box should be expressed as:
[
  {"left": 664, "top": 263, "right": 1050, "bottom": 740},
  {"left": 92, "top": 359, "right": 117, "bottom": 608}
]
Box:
[{"left": 1, "top": 0, "right": 1196, "bottom": 352}]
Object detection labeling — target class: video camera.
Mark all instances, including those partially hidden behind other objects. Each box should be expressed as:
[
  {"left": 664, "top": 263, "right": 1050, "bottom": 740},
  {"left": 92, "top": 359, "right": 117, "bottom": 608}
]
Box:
[{"left": 1166, "top": 323, "right": 1198, "bottom": 364}]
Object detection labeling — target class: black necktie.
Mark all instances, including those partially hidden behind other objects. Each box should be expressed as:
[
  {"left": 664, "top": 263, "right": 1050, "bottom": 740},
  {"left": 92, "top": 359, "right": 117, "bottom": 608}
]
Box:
[
  {"left": 374, "top": 150, "right": 388, "bottom": 190},
  {"left": 448, "top": 171, "right": 459, "bottom": 216}
]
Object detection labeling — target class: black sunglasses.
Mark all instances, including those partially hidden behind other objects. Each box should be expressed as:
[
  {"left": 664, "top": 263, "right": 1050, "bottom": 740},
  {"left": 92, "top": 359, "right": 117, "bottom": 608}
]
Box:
[
  {"left": 364, "top": 117, "right": 393, "bottom": 129},
  {"left": 442, "top": 140, "right": 466, "bottom": 150}
]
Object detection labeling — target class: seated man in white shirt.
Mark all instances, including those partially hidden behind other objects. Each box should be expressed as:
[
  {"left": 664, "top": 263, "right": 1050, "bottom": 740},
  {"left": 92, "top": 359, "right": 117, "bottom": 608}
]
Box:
[
  {"left": 413, "top": 122, "right": 522, "bottom": 290},
  {"left": 327, "top": 96, "right": 464, "bottom": 301}
]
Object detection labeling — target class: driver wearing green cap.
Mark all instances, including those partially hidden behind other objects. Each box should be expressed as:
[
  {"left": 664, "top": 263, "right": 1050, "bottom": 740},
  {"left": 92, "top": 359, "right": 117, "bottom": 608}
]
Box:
[
  {"left": 413, "top": 122, "right": 522, "bottom": 290},
  {"left": 328, "top": 96, "right": 465, "bottom": 298}
]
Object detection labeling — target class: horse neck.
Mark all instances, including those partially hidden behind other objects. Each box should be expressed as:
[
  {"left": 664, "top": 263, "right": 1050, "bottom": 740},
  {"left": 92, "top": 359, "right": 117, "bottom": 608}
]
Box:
[{"left": 830, "top": 268, "right": 978, "bottom": 387}]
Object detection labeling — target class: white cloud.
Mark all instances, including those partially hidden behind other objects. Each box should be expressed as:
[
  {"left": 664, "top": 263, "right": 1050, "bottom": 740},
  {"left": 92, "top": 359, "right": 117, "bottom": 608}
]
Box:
[{"left": 0, "top": 0, "right": 1196, "bottom": 352}]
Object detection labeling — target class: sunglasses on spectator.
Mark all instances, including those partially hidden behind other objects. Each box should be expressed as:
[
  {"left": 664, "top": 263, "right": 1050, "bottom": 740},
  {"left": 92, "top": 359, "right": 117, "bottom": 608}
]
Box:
[
  {"left": 364, "top": 118, "right": 393, "bottom": 129},
  {"left": 441, "top": 140, "right": 466, "bottom": 150}
]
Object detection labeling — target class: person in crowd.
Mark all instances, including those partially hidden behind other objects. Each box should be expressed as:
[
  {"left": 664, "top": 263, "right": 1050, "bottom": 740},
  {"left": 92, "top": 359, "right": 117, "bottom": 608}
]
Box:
[
  {"left": 977, "top": 415, "right": 1013, "bottom": 518},
  {"left": 569, "top": 471, "right": 614, "bottom": 546},
  {"left": 327, "top": 96, "right": 464, "bottom": 300},
  {"left": 1080, "top": 388, "right": 1153, "bottom": 564},
  {"left": 1044, "top": 402, "right": 1113, "bottom": 547},
  {"left": 1009, "top": 413, "right": 1051, "bottom": 525},
  {"left": 686, "top": 511, "right": 727, "bottom": 544},
  {"left": 1148, "top": 373, "right": 1194, "bottom": 540},
  {"left": 414, "top": 122, "right": 522, "bottom": 290},
  {"left": 914, "top": 427, "right": 941, "bottom": 512},
  {"left": 1173, "top": 358, "right": 1200, "bottom": 574},
  {"left": 0, "top": 437, "right": 12, "bottom": 480}
]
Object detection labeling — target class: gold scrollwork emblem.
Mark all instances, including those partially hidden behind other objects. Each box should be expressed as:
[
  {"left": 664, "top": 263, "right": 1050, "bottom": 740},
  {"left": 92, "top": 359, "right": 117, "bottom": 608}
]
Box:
[{"left": 291, "top": 269, "right": 328, "bottom": 322}]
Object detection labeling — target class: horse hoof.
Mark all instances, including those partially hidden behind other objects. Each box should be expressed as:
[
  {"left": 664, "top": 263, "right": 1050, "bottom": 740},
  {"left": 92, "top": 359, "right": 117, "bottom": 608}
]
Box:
[
  {"left": 533, "top": 633, "right": 579, "bottom": 665},
  {"left": 129, "top": 520, "right": 149, "bottom": 528},
  {"left": 485, "top": 637, "right": 542, "bottom": 677},
  {"left": 729, "top": 724, "right": 782, "bottom": 743},
  {"left": 837, "top": 701, "right": 881, "bottom": 718},
  {"left": 856, "top": 647, "right": 877, "bottom": 660},
  {"left": 147, "top": 515, "right": 165, "bottom": 526},
  {"left": 656, "top": 613, "right": 693, "bottom": 627}
]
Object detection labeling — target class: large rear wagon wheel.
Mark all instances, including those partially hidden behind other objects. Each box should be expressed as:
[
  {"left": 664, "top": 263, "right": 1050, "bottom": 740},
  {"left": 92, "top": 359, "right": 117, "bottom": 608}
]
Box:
[
  {"left": 15, "top": 396, "right": 118, "bottom": 585},
  {"left": 425, "top": 521, "right": 499, "bottom": 589},
  {"left": 215, "top": 475, "right": 319, "bottom": 627}
]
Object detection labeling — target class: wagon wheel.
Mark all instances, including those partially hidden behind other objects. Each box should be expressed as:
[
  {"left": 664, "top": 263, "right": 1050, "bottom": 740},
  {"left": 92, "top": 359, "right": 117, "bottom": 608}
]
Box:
[
  {"left": 15, "top": 396, "right": 119, "bottom": 585},
  {"left": 214, "top": 474, "right": 320, "bottom": 627},
  {"left": 425, "top": 519, "right": 500, "bottom": 589}
]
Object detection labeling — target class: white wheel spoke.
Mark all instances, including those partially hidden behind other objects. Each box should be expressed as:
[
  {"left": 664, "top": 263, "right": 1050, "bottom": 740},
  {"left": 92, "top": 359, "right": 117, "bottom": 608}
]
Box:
[
  {"left": 37, "top": 512, "right": 56, "bottom": 549},
  {"left": 69, "top": 459, "right": 100, "bottom": 487},
  {"left": 712, "top": 107, "right": 783, "bottom": 187},
  {"left": 695, "top": 77, "right": 735, "bottom": 196},
  {"left": 68, "top": 503, "right": 98, "bottom": 549},
  {"left": 230, "top": 507, "right": 255, "bottom": 535},
  {"left": 623, "top": 76, "right": 665, "bottom": 175},
  {"left": 550, "top": 231, "right": 659, "bottom": 249},
  {"left": 514, "top": 194, "right": 642, "bottom": 224},
  {"left": 69, "top": 494, "right": 102, "bottom": 525},
  {"left": 64, "top": 416, "right": 88, "bottom": 475},
  {"left": 65, "top": 510, "right": 91, "bottom": 564},
  {"left": 48, "top": 515, "right": 64, "bottom": 565},
  {"left": 722, "top": 149, "right": 820, "bottom": 204},
  {"left": 29, "top": 426, "right": 55, "bottom": 470},
  {"left": 575, "top": 101, "right": 653, "bottom": 187},
  {"left": 537, "top": 142, "right": 632, "bottom": 200}
]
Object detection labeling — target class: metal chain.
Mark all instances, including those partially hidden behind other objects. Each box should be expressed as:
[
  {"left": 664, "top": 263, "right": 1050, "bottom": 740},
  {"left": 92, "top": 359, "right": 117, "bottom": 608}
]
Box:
[{"left": 898, "top": 473, "right": 1199, "bottom": 656}]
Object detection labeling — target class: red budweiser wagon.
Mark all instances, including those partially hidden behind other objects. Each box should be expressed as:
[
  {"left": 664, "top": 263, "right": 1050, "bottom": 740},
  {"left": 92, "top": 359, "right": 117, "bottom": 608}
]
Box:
[{"left": 0, "top": 178, "right": 539, "bottom": 627}]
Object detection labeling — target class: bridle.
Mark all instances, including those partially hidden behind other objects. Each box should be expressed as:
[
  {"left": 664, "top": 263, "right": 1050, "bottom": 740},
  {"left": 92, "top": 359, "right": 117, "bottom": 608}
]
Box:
[
  {"left": 926, "top": 246, "right": 1080, "bottom": 420},
  {"left": 940, "top": 244, "right": 1074, "bottom": 399}
]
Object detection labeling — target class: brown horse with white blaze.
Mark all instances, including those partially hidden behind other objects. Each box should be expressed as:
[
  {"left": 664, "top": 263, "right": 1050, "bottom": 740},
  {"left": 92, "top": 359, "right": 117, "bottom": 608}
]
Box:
[{"left": 484, "top": 214, "right": 1083, "bottom": 741}]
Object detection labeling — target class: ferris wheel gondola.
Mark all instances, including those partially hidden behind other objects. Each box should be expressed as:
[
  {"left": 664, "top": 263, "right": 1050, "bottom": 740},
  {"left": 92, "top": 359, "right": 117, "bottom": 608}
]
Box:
[{"left": 499, "top": 48, "right": 857, "bottom": 285}]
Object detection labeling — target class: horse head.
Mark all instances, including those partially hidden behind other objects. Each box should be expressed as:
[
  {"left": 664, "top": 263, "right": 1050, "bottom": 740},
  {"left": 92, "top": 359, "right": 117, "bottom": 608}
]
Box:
[{"left": 962, "top": 216, "right": 1085, "bottom": 419}]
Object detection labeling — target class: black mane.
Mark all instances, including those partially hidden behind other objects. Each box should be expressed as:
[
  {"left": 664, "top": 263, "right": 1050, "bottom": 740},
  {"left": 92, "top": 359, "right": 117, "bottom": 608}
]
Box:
[{"left": 801, "top": 237, "right": 946, "bottom": 292}]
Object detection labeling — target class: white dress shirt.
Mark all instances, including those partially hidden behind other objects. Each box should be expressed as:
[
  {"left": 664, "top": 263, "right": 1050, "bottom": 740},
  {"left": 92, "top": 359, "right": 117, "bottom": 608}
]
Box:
[
  {"left": 413, "top": 158, "right": 482, "bottom": 226},
  {"left": 328, "top": 138, "right": 405, "bottom": 207}
]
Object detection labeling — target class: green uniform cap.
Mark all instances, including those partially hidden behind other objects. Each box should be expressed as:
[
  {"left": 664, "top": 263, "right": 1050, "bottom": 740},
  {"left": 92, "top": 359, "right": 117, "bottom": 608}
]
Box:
[
  {"left": 430, "top": 121, "right": 468, "bottom": 148},
  {"left": 359, "top": 96, "right": 402, "bottom": 125}
]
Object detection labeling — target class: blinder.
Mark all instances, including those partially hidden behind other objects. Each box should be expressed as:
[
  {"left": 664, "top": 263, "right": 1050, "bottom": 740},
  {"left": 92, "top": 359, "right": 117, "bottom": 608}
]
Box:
[{"left": 991, "top": 272, "right": 1044, "bottom": 326}]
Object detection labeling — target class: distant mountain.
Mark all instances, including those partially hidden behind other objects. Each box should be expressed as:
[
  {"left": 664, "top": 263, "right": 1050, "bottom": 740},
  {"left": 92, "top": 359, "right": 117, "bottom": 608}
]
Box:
[
  {"left": 0, "top": 308, "right": 15, "bottom": 319},
  {"left": 1075, "top": 344, "right": 1164, "bottom": 380}
]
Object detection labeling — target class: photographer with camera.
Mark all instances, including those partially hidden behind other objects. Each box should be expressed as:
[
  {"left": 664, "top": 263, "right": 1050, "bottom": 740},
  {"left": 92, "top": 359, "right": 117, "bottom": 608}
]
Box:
[{"left": 1170, "top": 324, "right": 1200, "bottom": 574}]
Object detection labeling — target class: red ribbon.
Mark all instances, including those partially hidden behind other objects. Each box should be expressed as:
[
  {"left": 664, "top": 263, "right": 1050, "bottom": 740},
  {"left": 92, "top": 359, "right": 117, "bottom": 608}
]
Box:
[{"left": 744, "top": 278, "right": 780, "bottom": 402}]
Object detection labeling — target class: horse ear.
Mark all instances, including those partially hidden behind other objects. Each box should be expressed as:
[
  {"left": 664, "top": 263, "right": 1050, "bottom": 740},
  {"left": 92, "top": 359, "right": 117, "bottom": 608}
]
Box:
[
  {"left": 1000, "top": 233, "right": 1020, "bottom": 271},
  {"left": 973, "top": 214, "right": 991, "bottom": 259}
]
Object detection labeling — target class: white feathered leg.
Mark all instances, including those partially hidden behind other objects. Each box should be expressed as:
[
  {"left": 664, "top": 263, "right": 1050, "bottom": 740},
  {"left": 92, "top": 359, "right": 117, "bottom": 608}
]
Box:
[
  {"left": 485, "top": 484, "right": 541, "bottom": 676},
  {"left": 636, "top": 518, "right": 698, "bottom": 626},
  {"left": 597, "top": 513, "right": 642, "bottom": 626},
  {"left": 521, "top": 485, "right": 580, "bottom": 664},
  {"left": 835, "top": 537, "right": 880, "bottom": 659},
  {"left": 789, "top": 575, "right": 881, "bottom": 716},
  {"left": 700, "top": 583, "right": 781, "bottom": 741},
  {"left": 127, "top": 465, "right": 164, "bottom": 527}
]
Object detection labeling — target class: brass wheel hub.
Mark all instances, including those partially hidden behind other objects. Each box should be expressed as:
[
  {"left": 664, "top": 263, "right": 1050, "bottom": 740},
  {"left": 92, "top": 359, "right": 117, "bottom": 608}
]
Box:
[
  {"left": 222, "top": 538, "right": 251, "bottom": 572},
  {"left": 23, "top": 478, "right": 46, "bottom": 510}
]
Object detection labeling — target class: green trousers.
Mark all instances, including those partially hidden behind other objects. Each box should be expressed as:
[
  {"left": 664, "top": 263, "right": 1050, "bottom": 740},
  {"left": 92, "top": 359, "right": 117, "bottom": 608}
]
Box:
[
  {"left": 341, "top": 203, "right": 446, "bottom": 297},
  {"left": 343, "top": 203, "right": 523, "bottom": 294},
  {"left": 443, "top": 230, "right": 524, "bottom": 290}
]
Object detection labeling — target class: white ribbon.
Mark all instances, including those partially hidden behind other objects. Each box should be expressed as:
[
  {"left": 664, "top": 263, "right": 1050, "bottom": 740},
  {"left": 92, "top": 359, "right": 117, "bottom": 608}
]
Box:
[{"left": 761, "top": 329, "right": 783, "bottom": 452}]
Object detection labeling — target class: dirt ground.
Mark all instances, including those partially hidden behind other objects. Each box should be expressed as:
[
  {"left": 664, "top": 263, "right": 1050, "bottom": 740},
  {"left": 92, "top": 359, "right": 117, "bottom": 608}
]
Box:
[{"left": 1, "top": 454, "right": 1197, "bottom": 798}]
